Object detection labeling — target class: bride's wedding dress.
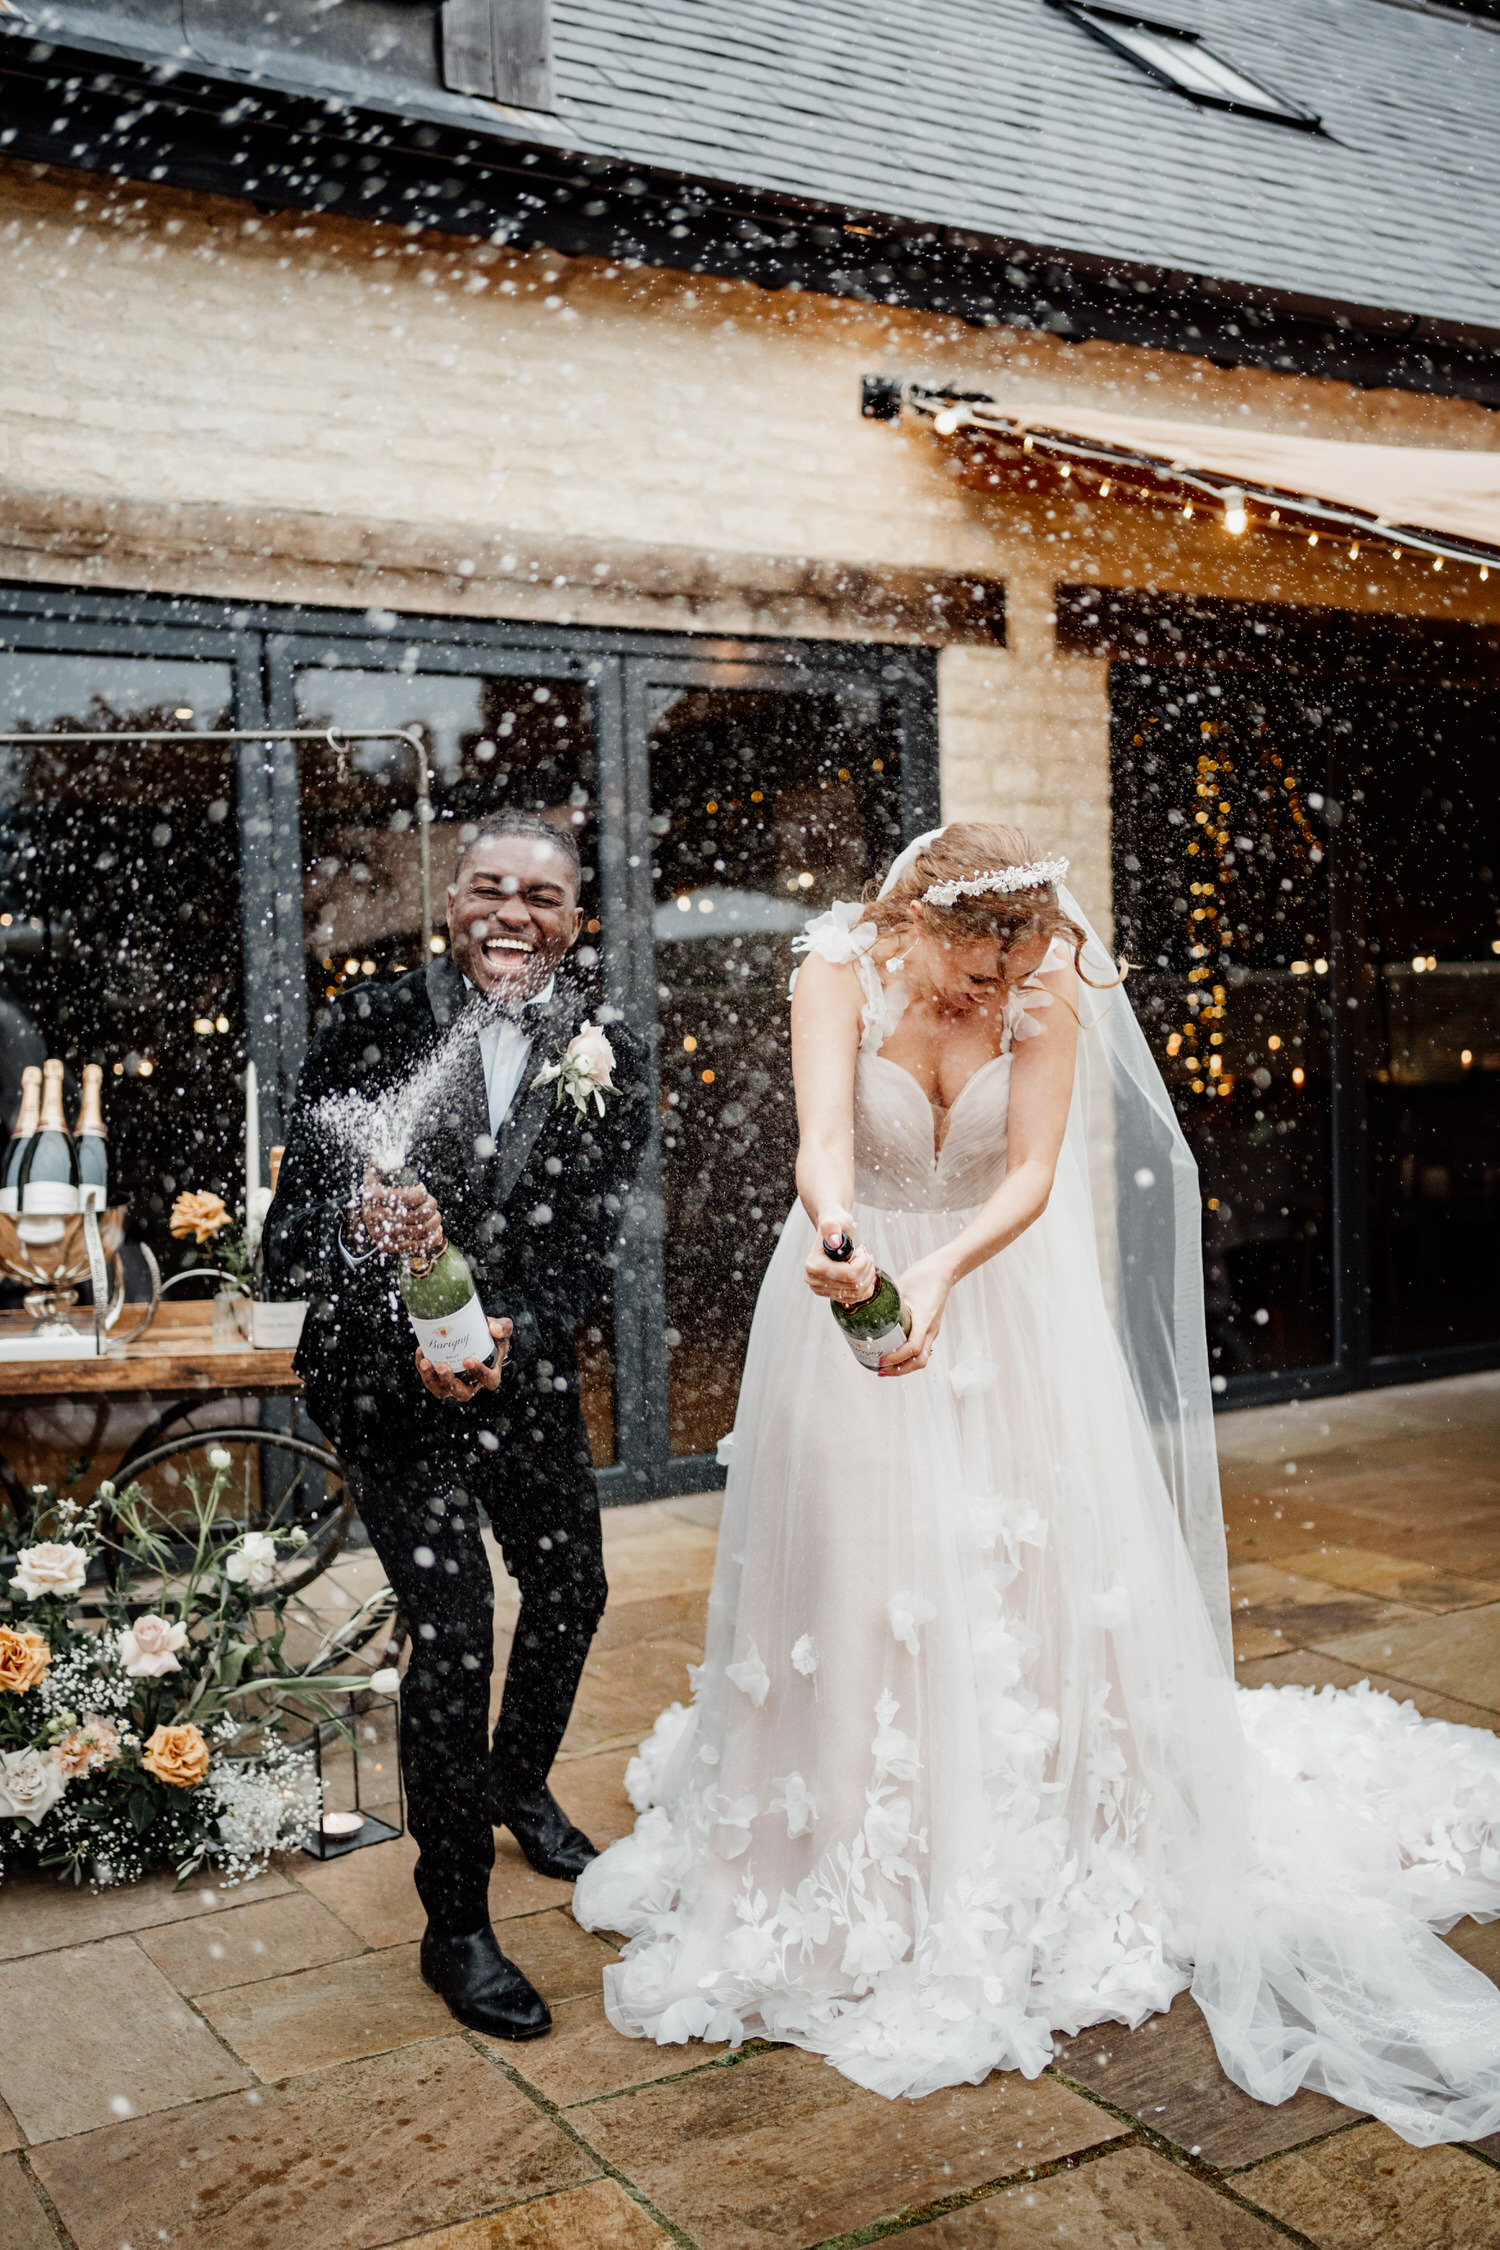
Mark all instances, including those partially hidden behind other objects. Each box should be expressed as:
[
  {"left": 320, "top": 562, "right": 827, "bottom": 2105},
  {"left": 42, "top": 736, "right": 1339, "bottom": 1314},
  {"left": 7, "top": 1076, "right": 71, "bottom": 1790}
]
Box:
[{"left": 575, "top": 903, "right": 1500, "bottom": 2143}]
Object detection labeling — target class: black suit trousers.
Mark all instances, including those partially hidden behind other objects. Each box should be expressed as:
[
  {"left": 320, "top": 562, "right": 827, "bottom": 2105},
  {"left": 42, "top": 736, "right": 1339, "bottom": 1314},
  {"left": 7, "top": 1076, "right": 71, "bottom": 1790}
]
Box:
[{"left": 347, "top": 1399, "right": 607, "bottom": 1935}]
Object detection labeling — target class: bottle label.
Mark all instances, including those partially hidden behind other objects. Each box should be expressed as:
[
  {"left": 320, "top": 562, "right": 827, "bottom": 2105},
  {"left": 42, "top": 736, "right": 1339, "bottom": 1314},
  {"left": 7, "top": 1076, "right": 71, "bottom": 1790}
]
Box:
[
  {"left": 407, "top": 1294, "right": 497, "bottom": 1375},
  {"left": 842, "top": 1318, "right": 909, "bottom": 1372},
  {"left": 19, "top": 1182, "right": 80, "bottom": 1217}
]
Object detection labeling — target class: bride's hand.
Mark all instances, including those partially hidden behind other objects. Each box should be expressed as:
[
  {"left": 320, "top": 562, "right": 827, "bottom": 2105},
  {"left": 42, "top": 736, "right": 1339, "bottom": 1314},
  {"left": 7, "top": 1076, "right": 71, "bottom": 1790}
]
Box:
[
  {"left": 804, "top": 1212, "right": 878, "bottom": 1305},
  {"left": 879, "top": 1256, "right": 953, "bottom": 1377}
]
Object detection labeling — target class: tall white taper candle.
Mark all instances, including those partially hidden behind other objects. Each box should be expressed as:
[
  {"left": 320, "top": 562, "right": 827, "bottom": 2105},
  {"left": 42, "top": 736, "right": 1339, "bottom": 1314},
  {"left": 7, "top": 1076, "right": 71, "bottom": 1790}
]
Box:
[{"left": 245, "top": 1057, "right": 260, "bottom": 1206}]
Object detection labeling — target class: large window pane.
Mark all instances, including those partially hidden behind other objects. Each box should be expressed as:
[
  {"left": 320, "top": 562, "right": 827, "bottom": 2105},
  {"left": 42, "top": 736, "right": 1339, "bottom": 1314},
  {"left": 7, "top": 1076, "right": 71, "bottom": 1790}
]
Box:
[
  {"left": 1354, "top": 687, "right": 1500, "bottom": 1357},
  {"left": 649, "top": 681, "right": 905, "bottom": 1456},
  {"left": 0, "top": 654, "right": 241, "bottom": 1271},
  {"left": 291, "top": 662, "right": 614, "bottom": 1462},
  {"left": 1113, "top": 670, "right": 1335, "bottom": 1380}
]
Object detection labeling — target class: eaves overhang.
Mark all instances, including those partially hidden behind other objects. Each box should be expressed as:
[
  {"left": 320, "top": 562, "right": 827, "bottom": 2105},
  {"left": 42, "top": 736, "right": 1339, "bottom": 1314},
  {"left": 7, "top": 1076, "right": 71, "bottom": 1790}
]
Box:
[{"left": 4, "top": 18, "right": 1500, "bottom": 410}]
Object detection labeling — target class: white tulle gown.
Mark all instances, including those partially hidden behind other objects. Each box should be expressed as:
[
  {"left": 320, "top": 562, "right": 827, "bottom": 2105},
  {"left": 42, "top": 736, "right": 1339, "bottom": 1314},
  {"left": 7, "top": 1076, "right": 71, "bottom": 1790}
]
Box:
[{"left": 575, "top": 915, "right": 1500, "bottom": 2143}]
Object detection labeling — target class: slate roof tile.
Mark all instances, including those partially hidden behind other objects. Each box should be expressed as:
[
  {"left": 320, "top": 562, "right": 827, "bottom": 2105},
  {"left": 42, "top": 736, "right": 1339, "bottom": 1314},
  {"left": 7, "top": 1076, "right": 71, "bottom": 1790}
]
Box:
[{"left": 21, "top": 0, "right": 1500, "bottom": 330}]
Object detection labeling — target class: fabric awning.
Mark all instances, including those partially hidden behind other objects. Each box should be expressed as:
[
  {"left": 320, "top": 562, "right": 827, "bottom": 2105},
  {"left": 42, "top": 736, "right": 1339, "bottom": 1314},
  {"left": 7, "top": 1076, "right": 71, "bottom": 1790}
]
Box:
[
  {"left": 875, "top": 379, "right": 1500, "bottom": 564},
  {"left": 1002, "top": 406, "right": 1500, "bottom": 554}
]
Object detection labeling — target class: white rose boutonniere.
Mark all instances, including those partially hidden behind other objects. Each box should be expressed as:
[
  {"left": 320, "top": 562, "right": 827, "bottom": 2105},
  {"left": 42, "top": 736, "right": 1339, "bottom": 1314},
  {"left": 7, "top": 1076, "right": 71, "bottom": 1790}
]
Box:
[{"left": 531, "top": 1022, "right": 617, "bottom": 1120}]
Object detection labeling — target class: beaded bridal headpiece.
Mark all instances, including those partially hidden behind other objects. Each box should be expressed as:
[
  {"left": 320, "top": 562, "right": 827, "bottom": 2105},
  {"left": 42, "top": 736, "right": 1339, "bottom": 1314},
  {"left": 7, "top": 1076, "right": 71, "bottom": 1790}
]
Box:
[
  {"left": 875, "top": 826, "right": 1070, "bottom": 906},
  {"left": 921, "top": 856, "right": 1069, "bottom": 908}
]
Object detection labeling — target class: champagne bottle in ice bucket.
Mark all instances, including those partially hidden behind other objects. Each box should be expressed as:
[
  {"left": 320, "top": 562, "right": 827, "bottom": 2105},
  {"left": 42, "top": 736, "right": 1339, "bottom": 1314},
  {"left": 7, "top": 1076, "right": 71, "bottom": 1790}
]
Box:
[
  {"left": 17, "top": 1059, "right": 80, "bottom": 1216},
  {"left": 0, "top": 1064, "right": 42, "bottom": 1214},
  {"left": 823, "top": 1229, "right": 911, "bottom": 1371},
  {"left": 74, "top": 1063, "right": 109, "bottom": 1210},
  {"left": 388, "top": 1168, "right": 498, "bottom": 1376}
]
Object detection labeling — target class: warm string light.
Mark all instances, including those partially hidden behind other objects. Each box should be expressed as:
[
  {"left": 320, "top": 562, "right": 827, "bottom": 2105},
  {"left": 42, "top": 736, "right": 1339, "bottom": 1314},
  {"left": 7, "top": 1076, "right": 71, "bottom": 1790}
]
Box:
[{"left": 912, "top": 396, "right": 1498, "bottom": 574}]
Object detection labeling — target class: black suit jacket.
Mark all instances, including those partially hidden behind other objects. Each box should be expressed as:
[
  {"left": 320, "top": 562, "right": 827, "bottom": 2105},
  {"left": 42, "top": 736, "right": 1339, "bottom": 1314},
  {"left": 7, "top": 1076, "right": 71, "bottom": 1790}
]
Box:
[{"left": 265, "top": 956, "right": 651, "bottom": 1468}]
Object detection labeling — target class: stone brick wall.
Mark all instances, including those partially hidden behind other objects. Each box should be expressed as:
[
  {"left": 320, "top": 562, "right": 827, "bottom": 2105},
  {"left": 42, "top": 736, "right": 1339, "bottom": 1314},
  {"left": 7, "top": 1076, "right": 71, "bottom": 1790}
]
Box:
[{"left": 3, "top": 155, "right": 1499, "bottom": 934}]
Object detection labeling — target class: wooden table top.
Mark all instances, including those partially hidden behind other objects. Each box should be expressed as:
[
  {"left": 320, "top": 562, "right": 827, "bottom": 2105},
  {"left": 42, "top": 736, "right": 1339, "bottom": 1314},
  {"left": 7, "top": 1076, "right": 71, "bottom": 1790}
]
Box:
[{"left": 0, "top": 1304, "right": 302, "bottom": 1398}]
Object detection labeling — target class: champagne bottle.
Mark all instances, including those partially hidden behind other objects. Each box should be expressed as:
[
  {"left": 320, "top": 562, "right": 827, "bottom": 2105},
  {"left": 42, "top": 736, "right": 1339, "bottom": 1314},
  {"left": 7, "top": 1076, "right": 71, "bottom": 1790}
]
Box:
[
  {"left": 17, "top": 1059, "right": 80, "bottom": 1216},
  {"left": 824, "top": 1229, "right": 911, "bottom": 1372},
  {"left": 389, "top": 1169, "right": 498, "bottom": 1376},
  {"left": 74, "top": 1062, "right": 108, "bottom": 1209},
  {"left": 0, "top": 1064, "right": 42, "bottom": 1214}
]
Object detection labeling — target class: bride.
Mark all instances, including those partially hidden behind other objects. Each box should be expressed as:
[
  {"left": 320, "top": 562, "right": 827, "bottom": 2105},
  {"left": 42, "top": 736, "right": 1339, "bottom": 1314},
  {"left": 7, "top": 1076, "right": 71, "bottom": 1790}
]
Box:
[{"left": 575, "top": 823, "right": 1500, "bottom": 2141}]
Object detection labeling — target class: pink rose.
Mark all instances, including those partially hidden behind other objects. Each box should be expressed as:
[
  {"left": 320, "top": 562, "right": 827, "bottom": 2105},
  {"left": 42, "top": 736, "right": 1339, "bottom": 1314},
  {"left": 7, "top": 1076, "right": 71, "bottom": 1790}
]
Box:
[
  {"left": 118, "top": 1613, "right": 188, "bottom": 1678},
  {"left": 566, "top": 1023, "right": 615, "bottom": 1088}
]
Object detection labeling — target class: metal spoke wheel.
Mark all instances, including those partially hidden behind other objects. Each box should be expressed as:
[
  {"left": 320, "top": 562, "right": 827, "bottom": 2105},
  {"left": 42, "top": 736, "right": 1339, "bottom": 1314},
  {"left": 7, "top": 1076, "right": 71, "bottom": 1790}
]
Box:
[{"left": 95, "top": 1427, "right": 381, "bottom": 1638}]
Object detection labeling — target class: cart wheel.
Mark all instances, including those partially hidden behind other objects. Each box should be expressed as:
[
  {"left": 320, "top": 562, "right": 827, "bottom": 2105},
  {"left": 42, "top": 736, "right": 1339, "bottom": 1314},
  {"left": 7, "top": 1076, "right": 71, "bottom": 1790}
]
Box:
[{"left": 99, "top": 1426, "right": 355, "bottom": 1603}]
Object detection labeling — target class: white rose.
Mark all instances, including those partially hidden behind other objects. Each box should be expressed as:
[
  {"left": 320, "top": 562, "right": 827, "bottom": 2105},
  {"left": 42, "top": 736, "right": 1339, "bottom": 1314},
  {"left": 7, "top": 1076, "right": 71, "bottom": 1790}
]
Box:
[
  {"left": 566, "top": 1023, "right": 615, "bottom": 1087},
  {"left": 0, "top": 1746, "right": 68, "bottom": 1826},
  {"left": 10, "top": 1541, "right": 89, "bottom": 1602},
  {"left": 118, "top": 1613, "right": 189, "bottom": 1678},
  {"left": 224, "top": 1530, "right": 278, "bottom": 1590}
]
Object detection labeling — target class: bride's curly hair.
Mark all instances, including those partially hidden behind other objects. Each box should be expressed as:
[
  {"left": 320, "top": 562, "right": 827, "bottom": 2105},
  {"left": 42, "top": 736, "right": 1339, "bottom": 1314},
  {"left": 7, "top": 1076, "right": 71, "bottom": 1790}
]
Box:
[{"left": 862, "top": 823, "right": 1092, "bottom": 979}]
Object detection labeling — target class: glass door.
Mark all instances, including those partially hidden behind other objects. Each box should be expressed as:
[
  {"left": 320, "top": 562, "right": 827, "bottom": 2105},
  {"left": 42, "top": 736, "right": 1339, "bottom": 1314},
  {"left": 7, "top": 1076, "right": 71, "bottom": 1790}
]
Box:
[
  {"left": 1349, "top": 686, "right": 1500, "bottom": 1361},
  {"left": 634, "top": 666, "right": 908, "bottom": 1461},
  {"left": 1112, "top": 670, "right": 1338, "bottom": 1388},
  {"left": 271, "top": 637, "right": 618, "bottom": 1467},
  {"left": 1113, "top": 640, "right": 1500, "bottom": 1403},
  {"left": 0, "top": 648, "right": 245, "bottom": 1273}
]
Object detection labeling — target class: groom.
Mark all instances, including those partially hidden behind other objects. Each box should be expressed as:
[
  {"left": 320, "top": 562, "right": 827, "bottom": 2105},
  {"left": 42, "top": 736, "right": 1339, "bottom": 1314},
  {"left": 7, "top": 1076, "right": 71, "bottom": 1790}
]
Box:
[{"left": 267, "top": 810, "right": 648, "bottom": 2040}]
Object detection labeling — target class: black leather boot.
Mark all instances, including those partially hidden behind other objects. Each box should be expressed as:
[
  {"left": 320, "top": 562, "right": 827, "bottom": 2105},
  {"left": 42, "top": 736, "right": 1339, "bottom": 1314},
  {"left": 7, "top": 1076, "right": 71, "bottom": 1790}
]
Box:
[
  {"left": 489, "top": 1782, "right": 599, "bottom": 1880},
  {"left": 419, "top": 1924, "right": 551, "bottom": 2041}
]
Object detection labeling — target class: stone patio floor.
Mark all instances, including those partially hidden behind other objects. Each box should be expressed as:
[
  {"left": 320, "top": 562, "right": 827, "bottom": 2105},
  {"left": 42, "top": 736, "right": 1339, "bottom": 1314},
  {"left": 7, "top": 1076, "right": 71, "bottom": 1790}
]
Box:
[{"left": 3, "top": 1369, "right": 1499, "bottom": 2250}]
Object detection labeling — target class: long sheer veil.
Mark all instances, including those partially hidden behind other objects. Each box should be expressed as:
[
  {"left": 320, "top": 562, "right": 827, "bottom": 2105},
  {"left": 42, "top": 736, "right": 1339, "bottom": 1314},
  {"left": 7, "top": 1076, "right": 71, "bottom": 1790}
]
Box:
[{"left": 877, "top": 832, "right": 1231, "bottom": 1660}]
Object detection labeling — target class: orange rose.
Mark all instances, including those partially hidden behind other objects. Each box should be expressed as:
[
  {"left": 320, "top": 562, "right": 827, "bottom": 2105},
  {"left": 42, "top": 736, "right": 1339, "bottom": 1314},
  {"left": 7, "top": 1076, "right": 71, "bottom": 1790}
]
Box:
[
  {"left": 141, "top": 1722, "right": 210, "bottom": 1789},
  {"left": 0, "top": 1627, "right": 50, "bottom": 1694},
  {"left": 169, "top": 1191, "right": 231, "bottom": 1245}
]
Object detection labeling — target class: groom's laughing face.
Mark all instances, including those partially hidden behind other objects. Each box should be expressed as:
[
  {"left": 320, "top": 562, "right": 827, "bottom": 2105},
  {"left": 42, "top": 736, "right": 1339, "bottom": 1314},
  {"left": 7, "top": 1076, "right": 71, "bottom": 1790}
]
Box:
[{"left": 447, "top": 832, "right": 583, "bottom": 1006}]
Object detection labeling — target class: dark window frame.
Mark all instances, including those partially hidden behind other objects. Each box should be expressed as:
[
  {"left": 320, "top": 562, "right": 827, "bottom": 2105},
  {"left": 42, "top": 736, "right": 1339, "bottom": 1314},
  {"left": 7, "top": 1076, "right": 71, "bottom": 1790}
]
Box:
[
  {"left": 1078, "top": 583, "right": 1500, "bottom": 1409},
  {"left": 0, "top": 580, "right": 939, "bottom": 1498}
]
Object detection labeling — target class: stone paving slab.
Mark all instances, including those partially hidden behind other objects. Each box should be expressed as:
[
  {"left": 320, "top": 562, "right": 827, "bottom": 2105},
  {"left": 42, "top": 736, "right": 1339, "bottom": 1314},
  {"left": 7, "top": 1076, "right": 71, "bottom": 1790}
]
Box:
[
  {"left": 1272, "top": 1544, "right": 1500, "bottom": 1613},
  {"left": 395, "top": 2176, "right": 671, "bottom": 2248},
  {"left": 0, "top": 2152, "right": 62, "bottom": 2250},
  {"left": 0, "top": 1864, "right": 294, "bottom": 1963},
  {"left": 901, "top": 2145, "right": 1289, "bottom": 2247},
  {"left": 572, "top": 2042, "right": 1128, "bottom": 2250},
  {"left": 29, "top": 2037, "right": 598, "bottom": 2250},
  {"left": 1311, "top": 1602, "right": 1500, "bottom": 1711},
  {"left": 511, "top": 1992, "right": 739, "bottom": 2109},
  {"left": 134, "top": 1889, "right": 365, "bottom": 1996},
  {"left": 1233, "top": 1647, "right": 1500, "bottom": 1729},
  {"left": 1050, "top": 1991, "right": 1360, "bottom": 2169},
  {"left": 8, "top": 1373, "right": 1500, "bottom": 2250},
  {"left": 198, "top": 1941, "right": 457, "bottom": 2079},
  {"left": 1240, "top": 2119, "right": 1500, "bottom": 2249},
  {"left": 296, "top": 1829, "right": 576, "bottom": 1949},
  {"left": 0, "top": 1935, "right": 251, "bottom": 2142}
]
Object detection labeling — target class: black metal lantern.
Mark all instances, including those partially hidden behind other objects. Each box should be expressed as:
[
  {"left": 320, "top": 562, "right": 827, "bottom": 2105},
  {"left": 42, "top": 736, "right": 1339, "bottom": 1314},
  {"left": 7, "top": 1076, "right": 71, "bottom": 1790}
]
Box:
[{"left": 304, "top": 1683, "right": 404, "bottom": 1858}]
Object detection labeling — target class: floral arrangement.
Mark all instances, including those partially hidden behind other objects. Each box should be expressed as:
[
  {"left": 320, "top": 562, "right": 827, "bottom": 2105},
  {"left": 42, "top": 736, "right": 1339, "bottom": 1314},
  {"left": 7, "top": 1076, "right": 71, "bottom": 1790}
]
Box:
[
  {"left": 169, "top": 1190, "right": 253, "bottom": 1288},
  {"left": 531, "top": 1022, "right": 617, "bottom": 1120},
  {"left": 0, "top": 1469, "right": 380, "bottom": 1889}
]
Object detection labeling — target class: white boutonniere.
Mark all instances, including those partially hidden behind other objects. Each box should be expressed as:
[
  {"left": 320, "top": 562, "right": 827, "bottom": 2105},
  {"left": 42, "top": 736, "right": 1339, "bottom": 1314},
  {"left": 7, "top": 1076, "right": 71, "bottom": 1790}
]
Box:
[{"left": 531, "top": 1021, "right": 617, "bottom": 1118}]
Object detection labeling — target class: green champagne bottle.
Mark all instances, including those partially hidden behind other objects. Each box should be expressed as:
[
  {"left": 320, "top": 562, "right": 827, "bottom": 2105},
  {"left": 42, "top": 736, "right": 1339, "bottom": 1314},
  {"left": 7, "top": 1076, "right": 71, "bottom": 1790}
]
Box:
[
  {"left": 389, "top": 1170, "right": 498, "bottom": 1376},
  {"left": 823, "top": 1229, "right": 911, "bottom": 1372}
]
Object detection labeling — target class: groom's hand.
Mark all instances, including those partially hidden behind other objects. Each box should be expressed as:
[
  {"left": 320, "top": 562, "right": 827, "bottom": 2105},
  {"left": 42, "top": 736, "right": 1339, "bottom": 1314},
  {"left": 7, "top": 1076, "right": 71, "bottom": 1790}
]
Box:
[
  {"left": 416, "top": 1316, "right": 512, "bottom": 1402},
  {"left": 349, "top": 1164, "right": 444, "bottom": 1258}
]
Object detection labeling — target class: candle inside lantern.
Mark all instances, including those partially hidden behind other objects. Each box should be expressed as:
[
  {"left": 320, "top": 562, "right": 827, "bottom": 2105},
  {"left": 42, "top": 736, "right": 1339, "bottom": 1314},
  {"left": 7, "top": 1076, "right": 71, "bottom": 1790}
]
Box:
[{"left": 320, "top": 1810, "right": 365, "bottom": 1838}]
